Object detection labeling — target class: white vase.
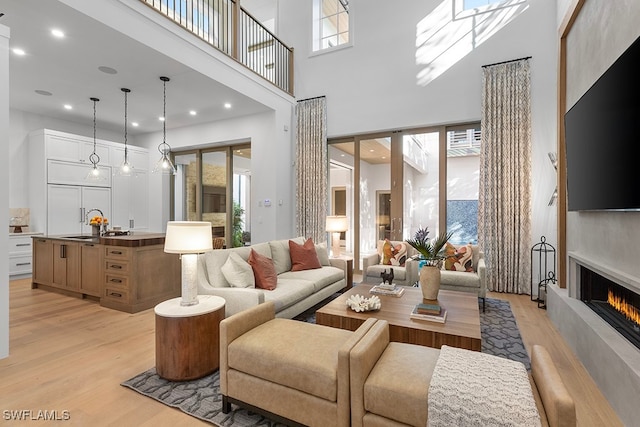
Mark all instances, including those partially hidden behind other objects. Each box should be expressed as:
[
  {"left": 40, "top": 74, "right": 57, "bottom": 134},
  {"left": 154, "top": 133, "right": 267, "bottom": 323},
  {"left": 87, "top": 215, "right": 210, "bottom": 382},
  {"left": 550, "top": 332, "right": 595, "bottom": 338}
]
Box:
[{"left": 419, "top": 259, "right": 442, "bottom": 301}]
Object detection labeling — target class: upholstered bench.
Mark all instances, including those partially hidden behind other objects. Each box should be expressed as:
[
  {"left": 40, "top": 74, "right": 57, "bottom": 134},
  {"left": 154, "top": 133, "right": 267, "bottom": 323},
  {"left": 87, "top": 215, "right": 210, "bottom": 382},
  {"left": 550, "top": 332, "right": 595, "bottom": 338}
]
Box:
[
  {"left": 219, "top": 301, "right": 378, "bottom": 427},
  {"left": 349, "top": 320, "right": 576, "bottom": 427}
]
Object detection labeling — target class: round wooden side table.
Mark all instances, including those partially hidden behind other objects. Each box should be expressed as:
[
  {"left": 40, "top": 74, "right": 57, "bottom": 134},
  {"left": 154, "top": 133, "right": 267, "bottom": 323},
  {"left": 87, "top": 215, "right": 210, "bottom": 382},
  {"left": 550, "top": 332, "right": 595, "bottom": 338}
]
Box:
[{"left": 154, "top": 295, "right": 225, "bottom": 381}]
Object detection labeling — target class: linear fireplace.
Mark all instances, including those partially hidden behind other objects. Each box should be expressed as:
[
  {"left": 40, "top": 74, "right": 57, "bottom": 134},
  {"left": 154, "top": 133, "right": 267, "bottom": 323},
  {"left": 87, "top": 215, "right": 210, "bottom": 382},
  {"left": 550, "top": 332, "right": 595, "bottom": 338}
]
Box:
[
  {"left": 580, "top": 266, "right": 640, "bottom": 349},
  {"left": 550, "top": 254, "right": 640, "bottom": 426}
]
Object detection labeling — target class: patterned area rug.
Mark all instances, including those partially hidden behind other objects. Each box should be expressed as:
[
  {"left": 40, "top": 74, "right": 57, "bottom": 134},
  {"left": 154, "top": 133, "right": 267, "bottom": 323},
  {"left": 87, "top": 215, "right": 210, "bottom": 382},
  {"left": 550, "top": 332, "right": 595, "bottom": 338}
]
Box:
[{"left": 122, "top": 297, "right": 528, "bottom": 426}]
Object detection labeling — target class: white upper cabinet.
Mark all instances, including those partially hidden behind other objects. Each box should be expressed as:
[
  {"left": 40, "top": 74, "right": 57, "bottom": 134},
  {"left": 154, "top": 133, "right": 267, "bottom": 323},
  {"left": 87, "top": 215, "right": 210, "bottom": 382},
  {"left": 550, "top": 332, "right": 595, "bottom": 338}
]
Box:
[
  {"left": 29, "top": 129, "right": 149, "bottom": 235},
  {"left": 45, "top": 131, "right": 111, "bottom": 165},
  {"left": 111, "top": 169, "right": 149, "bottom": 231},
  {"left": 47, "top": 160, "right": 111, "bottom": 187},
  {"left": 110, "top": 146, "right": 149, "bottom": 172}
]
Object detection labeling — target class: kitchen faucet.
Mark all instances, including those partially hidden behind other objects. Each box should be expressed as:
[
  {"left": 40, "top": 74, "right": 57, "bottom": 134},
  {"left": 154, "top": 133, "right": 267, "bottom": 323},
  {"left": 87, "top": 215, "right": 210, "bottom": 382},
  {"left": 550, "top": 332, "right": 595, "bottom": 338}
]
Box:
[{"left": 85, "top": 208, "right": 106, "bottom": 235}]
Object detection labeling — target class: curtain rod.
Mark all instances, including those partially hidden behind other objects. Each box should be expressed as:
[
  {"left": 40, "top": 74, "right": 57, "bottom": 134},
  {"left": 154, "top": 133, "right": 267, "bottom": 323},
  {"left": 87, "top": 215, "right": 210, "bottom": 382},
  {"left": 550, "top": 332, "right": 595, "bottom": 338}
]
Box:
[
  {"left": 482, "top": 56, "right": 532, "bottom": 68},
  {"left": 297, "top": 95, "right": 326, "bottom": 103}
]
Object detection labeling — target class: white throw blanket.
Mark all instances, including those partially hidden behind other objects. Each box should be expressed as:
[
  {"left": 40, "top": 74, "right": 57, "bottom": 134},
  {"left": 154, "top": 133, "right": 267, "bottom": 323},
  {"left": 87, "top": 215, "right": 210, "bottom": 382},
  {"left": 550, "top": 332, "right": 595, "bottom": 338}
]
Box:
[{"left": 427, "top": 345, "right": 541, "bottom": 427}]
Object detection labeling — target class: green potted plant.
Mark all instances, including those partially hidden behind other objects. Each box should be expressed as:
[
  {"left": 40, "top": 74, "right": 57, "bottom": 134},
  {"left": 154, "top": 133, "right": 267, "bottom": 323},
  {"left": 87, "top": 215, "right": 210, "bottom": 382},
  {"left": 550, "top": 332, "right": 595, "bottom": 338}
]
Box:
[
  {"left": 232, "top": 202, "right": 245, "bottom": 248},
  {"left": 406, "top": 227, "right": 452, "bottom": 300}
]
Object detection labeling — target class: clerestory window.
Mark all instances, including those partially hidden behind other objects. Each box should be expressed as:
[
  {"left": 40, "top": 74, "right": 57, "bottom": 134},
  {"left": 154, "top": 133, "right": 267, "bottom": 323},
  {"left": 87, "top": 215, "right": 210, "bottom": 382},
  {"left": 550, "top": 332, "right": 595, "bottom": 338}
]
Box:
[
  {"left": 313, "top": 0, "right": 351, "bottom": 52},
  {"left": 463, "top": 0, "right": 499, "bottom": 10}
]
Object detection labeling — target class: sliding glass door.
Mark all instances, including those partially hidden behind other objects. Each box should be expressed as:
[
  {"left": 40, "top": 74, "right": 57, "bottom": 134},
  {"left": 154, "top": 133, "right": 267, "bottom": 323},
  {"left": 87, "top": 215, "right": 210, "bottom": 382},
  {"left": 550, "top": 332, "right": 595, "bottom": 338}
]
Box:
[
  {"left": 329, "top": 125, "right": 476, "bottom": 273},
  {"left": 402, "top": 130, "right": 441, "bottom": 243},
  {"left": 171, "top": 143, "right": 251, "bottom": 248}
]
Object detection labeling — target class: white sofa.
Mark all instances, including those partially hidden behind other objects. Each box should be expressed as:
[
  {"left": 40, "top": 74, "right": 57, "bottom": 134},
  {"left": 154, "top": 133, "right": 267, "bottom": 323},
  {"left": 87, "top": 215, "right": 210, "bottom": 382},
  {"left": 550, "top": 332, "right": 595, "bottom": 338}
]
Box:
[{"left": 197, "top": 237, "right": 347, "bottom": 318}]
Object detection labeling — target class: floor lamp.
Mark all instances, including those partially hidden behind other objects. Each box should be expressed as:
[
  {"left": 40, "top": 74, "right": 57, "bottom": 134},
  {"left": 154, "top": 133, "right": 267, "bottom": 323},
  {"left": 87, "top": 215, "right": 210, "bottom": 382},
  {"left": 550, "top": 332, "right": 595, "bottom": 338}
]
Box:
[
  {"left": 164, "top": 221, "right": 213, "bottom": 306},
  {"left": 326, "top": 215, "right": 348, "bottom": 258}
]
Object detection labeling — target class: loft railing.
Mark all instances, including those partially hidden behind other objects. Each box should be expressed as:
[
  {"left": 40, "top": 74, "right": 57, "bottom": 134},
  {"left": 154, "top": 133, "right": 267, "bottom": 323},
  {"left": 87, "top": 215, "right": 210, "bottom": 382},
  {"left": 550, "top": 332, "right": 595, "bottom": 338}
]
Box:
[{"left": 139, "top": 0, "right": 293, "bottom": 95}]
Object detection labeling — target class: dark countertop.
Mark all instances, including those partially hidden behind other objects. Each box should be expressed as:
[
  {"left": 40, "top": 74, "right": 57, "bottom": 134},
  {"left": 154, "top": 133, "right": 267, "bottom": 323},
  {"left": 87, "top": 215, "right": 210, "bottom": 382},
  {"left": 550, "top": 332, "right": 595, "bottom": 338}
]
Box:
[{"left": 34, "top": 232, "right": 167, "bottom": 247}]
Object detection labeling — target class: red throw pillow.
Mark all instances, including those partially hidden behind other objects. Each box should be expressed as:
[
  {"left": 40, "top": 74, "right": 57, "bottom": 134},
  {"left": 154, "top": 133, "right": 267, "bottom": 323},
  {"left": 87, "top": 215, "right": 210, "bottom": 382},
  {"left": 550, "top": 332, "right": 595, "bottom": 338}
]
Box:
[
  {"left": 289, "top": 238, "right": 322, "bottom": 271},
  {"left": 248, "top": 249, "right": 278, "bottom": 290}
]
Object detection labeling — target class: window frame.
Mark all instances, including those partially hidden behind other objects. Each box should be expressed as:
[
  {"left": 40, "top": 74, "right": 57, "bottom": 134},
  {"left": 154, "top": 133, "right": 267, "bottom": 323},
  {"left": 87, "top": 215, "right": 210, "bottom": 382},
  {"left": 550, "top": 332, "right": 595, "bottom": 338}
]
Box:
[
  {"left": 454, "top": 0, "right": 527, "bottom": 20},
  {"left": 311, "top": 0, "right": 353, "bottom": 55}
]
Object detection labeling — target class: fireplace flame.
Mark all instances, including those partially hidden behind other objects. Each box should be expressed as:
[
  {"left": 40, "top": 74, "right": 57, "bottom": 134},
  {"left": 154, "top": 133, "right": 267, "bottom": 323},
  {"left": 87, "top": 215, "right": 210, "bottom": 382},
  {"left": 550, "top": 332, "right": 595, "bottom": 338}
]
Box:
[{"left": 608, "top": 289, "right": 640, "bottom": 327}]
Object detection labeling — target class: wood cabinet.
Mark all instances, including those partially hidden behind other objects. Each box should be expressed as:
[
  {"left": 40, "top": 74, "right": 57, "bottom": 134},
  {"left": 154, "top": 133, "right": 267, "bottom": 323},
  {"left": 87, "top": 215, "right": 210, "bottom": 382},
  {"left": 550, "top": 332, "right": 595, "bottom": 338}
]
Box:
[
  {"left": 80, "top": 242, "right": 102, "bottom": 297},
  {"left": 101, "top": 244, "right": 181, "bottom": 313},
  {"left": 52, "top": 241, "right": 80, "bottom": 291},
  {"left": 32, "top": 235, "right": 180, "bottom": 313},
  {"left": 33, "top": 238, "right": 53, "bottom": 285}
]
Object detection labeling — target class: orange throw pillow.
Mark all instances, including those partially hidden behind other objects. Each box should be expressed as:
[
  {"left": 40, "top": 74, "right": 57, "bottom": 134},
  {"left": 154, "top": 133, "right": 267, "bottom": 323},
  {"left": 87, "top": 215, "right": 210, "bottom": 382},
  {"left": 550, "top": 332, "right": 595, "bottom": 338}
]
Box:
[
  {"left": 248, "top": 249, "right": 278, "bottom": 290},
  {"left": 289, "top": 238, "right": 322, "bottom": 271}
]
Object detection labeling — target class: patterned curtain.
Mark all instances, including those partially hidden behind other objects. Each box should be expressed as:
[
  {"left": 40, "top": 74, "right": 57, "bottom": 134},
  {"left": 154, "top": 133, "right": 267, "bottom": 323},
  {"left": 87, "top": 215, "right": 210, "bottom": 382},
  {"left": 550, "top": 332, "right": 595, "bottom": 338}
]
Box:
[
  {"left": 478, "top": 59, "right": 532, "bottom": 294},
  {"left": 295, "top": 97, "right": 327, "bottom": 243}
]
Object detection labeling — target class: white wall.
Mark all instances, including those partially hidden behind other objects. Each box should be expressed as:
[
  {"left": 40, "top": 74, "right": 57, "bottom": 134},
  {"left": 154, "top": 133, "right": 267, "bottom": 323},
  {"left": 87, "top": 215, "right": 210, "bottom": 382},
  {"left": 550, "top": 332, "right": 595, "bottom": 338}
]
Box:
[
  {"left": 447, "top": 157, "right": 479, "bottom": 200},
  {"left": 1, "top": 24, "right": 10, "bottom": 359},
  {"left": 135, "top": 109, "right": 295, "bottom": 242},
  {"left": 564, "top": 1, "right": 640, "bottom": 283},
  {"left": 59, "top": 0, "right": 296, "bottom": 242},
  {"left": 280, "top": 0, "right": 559, "bottom": 252}
]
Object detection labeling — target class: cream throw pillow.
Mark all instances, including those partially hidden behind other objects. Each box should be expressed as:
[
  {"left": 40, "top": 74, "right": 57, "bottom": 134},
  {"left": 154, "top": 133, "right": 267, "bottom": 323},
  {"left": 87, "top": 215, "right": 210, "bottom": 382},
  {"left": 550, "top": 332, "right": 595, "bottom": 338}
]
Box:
[
  {"left": 221, "top": 252, "right": 255, "bottom": 288},
  {"left": 315, "top": 242, "right": 330, "bottom": 266}
]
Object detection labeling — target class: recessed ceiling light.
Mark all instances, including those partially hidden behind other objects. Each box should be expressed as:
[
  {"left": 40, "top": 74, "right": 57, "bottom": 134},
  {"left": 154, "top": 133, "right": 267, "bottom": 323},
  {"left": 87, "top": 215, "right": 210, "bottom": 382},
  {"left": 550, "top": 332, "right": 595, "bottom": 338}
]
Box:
[
  {"left": 131, "top": 122, "right": 139, "bottom": 127},
  {"left": 12, "top": 48, "right": 25, "bottom": 56},
  {"left": 98, "top": 66, "right": 118, "bottom": 75},
  {"left": 35, "top": 90, "right": 53, "bottom": 96},
  {"left": 189, "top": 110, "right": 197, "bottom": 116},
  {"left": 63, "top": 104, "right": 73, "bottom": 110},
  {"left": 159, "top": 116, "right": 165, "bottom": 122},
  {"left": 51, "top": 29, "right": 65, "bottom": 38},
  {"left": 369, "top": 149, "right": 374, "bottom": 152},
  {"left": 224, "top": 103, "right": 232, "bottom": 109}
]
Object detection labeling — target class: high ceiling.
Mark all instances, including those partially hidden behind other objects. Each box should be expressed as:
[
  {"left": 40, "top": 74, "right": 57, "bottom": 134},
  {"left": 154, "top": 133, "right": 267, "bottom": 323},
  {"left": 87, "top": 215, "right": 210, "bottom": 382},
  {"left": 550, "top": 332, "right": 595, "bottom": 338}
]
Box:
[{"left": 1, "top": 0, "right": 273, "bottom": 136}]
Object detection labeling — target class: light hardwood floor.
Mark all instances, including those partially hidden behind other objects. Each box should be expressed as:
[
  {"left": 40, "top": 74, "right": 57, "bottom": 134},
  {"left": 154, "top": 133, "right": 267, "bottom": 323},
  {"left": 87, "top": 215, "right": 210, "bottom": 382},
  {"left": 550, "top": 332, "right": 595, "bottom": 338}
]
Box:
[{"left": 0, "top": 278, "right": 622, "bottom": 426}]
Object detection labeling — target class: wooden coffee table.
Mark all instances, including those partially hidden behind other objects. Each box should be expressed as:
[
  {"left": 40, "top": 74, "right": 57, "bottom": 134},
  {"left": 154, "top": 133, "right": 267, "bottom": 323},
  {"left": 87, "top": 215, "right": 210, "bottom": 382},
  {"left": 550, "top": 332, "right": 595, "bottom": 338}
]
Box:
[{"left": 316, "top": 284, "right": 481, "bottom": 351}]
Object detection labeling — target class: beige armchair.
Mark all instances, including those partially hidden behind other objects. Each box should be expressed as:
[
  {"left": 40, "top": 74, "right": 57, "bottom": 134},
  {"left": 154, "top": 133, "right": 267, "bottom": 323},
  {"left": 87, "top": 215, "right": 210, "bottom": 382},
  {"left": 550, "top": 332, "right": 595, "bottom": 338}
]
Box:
[
  {"left": 439, "top": 244, "right": 486, "bottom": 311},
  {"left": 219, "top": 301, "right": 378, "bottom": 427},
  {"left": 362, "top": 240, "right": 418, "bottom": 286}
]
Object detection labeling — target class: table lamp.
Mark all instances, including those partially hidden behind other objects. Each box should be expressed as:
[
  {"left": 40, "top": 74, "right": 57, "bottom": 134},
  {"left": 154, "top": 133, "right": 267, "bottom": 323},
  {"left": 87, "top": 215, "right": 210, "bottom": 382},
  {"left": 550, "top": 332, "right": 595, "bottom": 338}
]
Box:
[
  {"left": 326, "top": 215, "right": 348, "bottom": 257},
  {"left": 164, "top": 221, "right": 213, "bottom": 306}
]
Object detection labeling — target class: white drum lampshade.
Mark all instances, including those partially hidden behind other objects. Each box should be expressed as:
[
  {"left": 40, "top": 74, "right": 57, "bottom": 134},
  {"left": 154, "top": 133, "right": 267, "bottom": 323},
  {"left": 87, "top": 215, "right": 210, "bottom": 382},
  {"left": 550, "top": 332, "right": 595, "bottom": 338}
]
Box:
[{"left": 164, "top": 221, "right": 213, "bottom": 306}]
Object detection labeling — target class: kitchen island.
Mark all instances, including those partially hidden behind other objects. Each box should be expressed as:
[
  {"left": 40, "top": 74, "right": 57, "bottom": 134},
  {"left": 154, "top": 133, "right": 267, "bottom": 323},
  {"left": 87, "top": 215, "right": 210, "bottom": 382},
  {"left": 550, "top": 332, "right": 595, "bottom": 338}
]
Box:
[{"left": 32, "top": 233, "right": 181, "bottom": 313}]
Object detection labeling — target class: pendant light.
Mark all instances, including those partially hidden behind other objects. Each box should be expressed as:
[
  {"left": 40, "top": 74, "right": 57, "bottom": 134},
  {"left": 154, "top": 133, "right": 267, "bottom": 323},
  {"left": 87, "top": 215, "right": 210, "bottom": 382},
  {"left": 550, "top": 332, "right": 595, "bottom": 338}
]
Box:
[
  {"left": 85, "top": 97, "right": 104, "bottom": 181},
  {"left": 118, "top": 87, "right": 134, "bottom": 176},
  {"left": 153, "top": 76, "right": 177, "bottom": 175}
]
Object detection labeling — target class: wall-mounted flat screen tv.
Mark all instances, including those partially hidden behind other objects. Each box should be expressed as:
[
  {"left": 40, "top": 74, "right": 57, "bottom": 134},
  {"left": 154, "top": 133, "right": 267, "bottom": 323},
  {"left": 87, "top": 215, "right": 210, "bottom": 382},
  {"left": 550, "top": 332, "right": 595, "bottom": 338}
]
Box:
[{"left": 564, "top": 34, "right": 640, "bottom": 211}]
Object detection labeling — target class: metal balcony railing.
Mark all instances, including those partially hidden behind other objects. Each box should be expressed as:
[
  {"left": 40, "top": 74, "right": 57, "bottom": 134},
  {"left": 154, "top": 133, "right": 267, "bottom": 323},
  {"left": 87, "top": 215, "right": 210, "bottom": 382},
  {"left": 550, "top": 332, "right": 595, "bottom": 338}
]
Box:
[
  {"left": 447, "top": 129, "right": 481, "bottom": 157},
  {"left": 140, "top": 0, "right": 294, "bottom": 95}
]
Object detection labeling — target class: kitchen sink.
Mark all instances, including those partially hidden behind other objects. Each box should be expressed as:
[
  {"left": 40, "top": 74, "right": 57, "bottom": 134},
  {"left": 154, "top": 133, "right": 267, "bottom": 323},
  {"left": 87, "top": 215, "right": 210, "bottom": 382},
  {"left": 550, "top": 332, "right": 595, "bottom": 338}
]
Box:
[{"left": 62, "top": 235, "right": 99, "bottom": 240}]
